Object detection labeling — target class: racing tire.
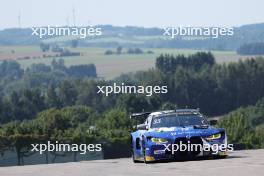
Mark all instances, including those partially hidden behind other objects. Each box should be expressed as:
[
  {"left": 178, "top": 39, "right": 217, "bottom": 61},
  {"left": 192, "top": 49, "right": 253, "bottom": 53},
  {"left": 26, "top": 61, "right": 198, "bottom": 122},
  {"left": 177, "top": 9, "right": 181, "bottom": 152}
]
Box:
[
  {"left": 214, "top": 155, "right": 228, "bottom": 159},
  {"left": 132, "top": 150, "right": 141, "bottom": 163}
]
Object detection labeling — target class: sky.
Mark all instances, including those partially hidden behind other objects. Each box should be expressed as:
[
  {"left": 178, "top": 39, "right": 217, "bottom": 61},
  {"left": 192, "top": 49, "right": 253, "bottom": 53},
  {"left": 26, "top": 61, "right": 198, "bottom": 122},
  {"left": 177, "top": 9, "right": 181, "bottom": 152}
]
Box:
[{"left": 0, "top": 0, "right": 264, "bottom": 29}]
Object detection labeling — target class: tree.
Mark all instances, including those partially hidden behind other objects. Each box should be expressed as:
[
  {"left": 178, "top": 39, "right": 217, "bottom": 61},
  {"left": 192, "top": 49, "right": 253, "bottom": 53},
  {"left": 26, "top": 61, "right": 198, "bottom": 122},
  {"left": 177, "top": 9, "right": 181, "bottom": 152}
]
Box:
[
  {"left": 28, "top": 63, "right": 51, "bottom": 73},
  {"left": 40, "top": 43, "right": 50, "bottom": 52},
  {"left": 0, "top": 61, "right": 24, "bottom": 80},
  {"left": 116, "top": 94, "right": 150, "bottom": 113},
  {"left": 104, "top": 50, "right": 114, "bottom": 55},
  {"left": 58, "top": 81, "right": 78, "bottom": 107},
  {"left": 237, "top": 42, "right": 264, "bottom": 55},
  {"left": 218, "top": 110, "right": 255, "bottom": 148},
  {"left": 96, "top": 108, "right": 131, "bottom": 139},
  {"left": 71, "top": 40, "right": 79, "bottom": 48},
  {"left": 51, "top": 58, "right": 66, "bottom": 71},
  {"left": 116, "top": 46, "right": 122, "bottom": 55},
  {"left": 46, "top": 86, "right": 61, "bottom": 108},
  {"left": 67, "top": 64, "right": 97, "bottom": 78}
]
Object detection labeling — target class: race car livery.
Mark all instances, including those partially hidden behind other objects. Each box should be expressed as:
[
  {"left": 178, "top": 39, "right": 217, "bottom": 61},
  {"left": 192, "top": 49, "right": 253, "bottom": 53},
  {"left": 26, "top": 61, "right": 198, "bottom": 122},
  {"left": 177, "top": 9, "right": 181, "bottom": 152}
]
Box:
[{"left": 130, "top": 109, "right": 228, "bottom": 163}]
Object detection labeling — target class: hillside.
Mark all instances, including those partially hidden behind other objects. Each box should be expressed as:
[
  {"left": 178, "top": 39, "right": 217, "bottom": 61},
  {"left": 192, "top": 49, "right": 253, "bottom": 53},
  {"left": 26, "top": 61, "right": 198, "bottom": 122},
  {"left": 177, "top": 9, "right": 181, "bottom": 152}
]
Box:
[{"left": 1, "top": 23, "right": 264, "bottom": 50}]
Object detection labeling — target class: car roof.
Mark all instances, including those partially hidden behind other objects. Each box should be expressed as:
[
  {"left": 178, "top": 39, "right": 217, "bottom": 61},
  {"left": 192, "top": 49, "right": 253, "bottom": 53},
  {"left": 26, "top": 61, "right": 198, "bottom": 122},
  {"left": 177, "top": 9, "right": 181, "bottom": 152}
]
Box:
[
  {"left": 150, "top": 109, "right": 200, "bottom": 117},
  {"left": 176, "top": 109, "right": 200, "bottom": 113}
]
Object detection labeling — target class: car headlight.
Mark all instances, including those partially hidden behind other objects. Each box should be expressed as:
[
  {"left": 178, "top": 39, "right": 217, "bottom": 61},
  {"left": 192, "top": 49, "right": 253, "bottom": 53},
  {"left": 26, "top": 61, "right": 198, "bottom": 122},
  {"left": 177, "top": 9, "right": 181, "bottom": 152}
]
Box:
[
  {"left": 206, "top": 133, "right": 222, "bottom": 140},
  {"left": 151, "top": 138, "right": 168, "bottom": 143}
]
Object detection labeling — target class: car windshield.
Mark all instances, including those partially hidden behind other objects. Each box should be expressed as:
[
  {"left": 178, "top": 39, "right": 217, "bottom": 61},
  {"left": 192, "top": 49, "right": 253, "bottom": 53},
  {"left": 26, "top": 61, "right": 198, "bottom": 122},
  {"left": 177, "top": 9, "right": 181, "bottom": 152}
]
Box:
[{"left": 151, "top": 114, "right": 208, "bottom": 128}]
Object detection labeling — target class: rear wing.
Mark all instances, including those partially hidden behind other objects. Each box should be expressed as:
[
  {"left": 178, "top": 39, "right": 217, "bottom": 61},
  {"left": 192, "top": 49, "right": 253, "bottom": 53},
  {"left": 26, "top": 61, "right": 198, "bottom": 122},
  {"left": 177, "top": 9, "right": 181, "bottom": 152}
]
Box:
[
  {"left": 130, "top": 112, "right": 151, "bottom": 130},
  {"left": 130, "top": 112, "right": 151, "bottom": 119}
]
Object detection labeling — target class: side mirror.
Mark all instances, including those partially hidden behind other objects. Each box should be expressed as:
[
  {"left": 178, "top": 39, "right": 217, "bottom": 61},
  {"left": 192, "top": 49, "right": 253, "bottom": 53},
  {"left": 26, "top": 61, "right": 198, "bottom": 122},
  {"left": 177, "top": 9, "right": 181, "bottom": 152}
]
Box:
[
  {"left": 209, "top": 120, "right": 217, "bottom": 126},
  {"left": 137, "top": 124, "right": 148, "bottom": 130}
]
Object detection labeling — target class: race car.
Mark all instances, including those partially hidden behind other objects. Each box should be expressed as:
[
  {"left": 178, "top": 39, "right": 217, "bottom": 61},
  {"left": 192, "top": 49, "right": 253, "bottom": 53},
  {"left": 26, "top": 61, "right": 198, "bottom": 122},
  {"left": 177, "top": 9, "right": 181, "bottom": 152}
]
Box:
[{"left": 130, "top": 109, "right": 229, "bottom": 163}]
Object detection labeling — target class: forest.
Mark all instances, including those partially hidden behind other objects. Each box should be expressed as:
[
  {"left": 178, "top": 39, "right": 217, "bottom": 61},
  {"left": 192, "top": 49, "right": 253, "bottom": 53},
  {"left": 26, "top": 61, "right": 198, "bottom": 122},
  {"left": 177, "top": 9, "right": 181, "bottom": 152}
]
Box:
[{"left": 237, "top": 42, "right": 264, "bottom": 55}]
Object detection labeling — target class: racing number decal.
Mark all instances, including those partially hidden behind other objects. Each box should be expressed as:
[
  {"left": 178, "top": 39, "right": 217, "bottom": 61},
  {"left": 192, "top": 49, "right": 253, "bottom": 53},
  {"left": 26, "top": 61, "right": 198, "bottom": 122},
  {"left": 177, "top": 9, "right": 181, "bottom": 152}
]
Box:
[{"left": 153, "top": 118, "right": 161, "bottom": 124}]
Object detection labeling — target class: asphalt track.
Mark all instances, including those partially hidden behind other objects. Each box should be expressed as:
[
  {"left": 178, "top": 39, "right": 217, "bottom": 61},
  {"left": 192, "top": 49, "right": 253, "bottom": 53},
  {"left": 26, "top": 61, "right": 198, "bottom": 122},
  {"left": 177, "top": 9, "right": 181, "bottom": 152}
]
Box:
[{"left": 0, "top": 149, "right": 263, "bottom": 176}]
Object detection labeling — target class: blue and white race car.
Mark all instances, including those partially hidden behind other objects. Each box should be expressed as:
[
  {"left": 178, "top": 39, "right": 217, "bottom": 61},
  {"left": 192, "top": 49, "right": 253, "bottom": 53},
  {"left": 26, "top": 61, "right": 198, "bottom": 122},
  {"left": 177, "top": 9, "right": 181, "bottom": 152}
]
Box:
[{"left": 130, "top": 109, "right": 229, "bottom": 163}]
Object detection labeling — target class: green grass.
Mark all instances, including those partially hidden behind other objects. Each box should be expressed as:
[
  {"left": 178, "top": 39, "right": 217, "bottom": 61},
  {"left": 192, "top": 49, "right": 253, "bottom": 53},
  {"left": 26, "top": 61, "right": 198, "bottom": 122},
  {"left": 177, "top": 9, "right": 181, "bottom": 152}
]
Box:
[
  {"left": 0, "top": 46, "right": 41, "bottom": 54},
  {"left": 1, "top": 46, "right": 244, "bottom": 79}
]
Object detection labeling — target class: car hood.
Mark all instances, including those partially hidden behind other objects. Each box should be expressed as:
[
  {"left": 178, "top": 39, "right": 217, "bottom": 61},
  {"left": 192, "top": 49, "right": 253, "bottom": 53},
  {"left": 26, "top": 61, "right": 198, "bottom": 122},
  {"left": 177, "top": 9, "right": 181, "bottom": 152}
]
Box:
[{"left": 144, "top": 126, "right": 224, "bottom": 139}]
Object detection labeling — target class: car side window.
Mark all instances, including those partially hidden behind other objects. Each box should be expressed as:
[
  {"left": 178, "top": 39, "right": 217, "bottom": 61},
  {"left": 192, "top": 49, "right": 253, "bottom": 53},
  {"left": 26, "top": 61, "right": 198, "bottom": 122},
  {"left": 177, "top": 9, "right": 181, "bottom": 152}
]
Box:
[{"left": 136, "top": 138, "right": 140, "bottom": 149}]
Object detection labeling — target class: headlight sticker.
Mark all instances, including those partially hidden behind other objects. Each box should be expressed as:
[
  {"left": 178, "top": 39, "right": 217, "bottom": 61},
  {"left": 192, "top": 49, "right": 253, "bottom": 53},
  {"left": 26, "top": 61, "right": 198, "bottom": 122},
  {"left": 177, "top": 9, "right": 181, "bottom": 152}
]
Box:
[
  {"left": 151, "top": 138, "right": 168, "bottom": 144},
  {"left": 206, "top": 133, "right": 222, "bottom": 140}
]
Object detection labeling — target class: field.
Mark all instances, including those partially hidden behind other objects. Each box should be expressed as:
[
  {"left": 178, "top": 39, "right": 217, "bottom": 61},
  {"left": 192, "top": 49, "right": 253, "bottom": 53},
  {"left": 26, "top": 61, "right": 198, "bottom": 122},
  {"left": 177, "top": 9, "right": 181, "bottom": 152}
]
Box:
[{"left": 0, "top": 46, "right": 251, "bottom": 79}]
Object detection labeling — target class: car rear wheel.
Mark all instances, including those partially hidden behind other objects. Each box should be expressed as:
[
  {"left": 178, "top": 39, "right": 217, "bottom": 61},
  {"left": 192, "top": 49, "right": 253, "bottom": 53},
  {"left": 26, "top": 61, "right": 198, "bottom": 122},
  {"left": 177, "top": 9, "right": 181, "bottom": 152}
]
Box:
[
  {"left": 132, "top": 150, "right": 141, "bottom": 163},
  {"left": 214, "top": 155, "right": 228, "bottom": 159}
]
